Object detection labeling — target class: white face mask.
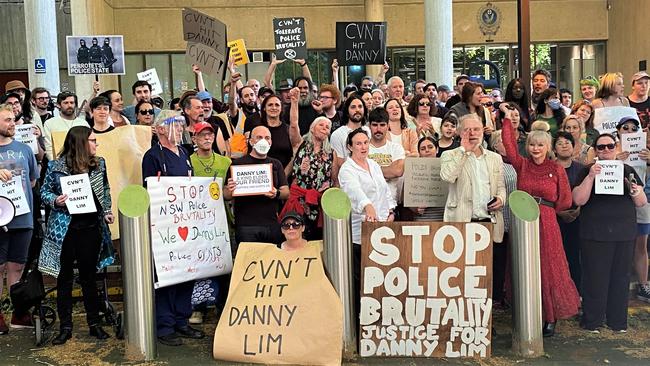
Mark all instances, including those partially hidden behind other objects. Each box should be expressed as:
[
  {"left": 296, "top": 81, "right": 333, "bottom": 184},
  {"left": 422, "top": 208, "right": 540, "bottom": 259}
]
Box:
[{"left": 253, "top": 138, "right": 271, "bottom": 155}]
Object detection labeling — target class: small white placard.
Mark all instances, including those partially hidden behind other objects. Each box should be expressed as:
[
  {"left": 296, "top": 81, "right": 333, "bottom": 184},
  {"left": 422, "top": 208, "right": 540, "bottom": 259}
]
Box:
[
  {"left": 60, "top": 173, "right": 97, "bottom": 214},
  {"left": 621, "top": 131, "right": 647, "bottom": 167},
  {"left": 0, "top": 176, "right": 30, "bottom": 216},
  {"left": 595, "top": 160, "right": 624, "bottom": 195},
  {"left": 14, "top": 124, "right": 38, "bottom": 154},
  {"left": 137, "top": 68, "right": 163, "bottom": 96},
  {"left": 230, "top": 163, "right": 274, "bottom": 197}
]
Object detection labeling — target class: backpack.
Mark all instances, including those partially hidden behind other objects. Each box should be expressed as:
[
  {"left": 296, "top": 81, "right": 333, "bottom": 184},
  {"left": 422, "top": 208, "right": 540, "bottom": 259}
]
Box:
[{"left": 217, "top": 112, "right": 248, "bottom": 158}]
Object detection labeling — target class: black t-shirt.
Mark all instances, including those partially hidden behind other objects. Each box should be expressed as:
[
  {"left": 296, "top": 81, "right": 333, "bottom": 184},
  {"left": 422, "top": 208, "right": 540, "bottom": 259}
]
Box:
[
  {"left": 227, "top": 155, "right": 288, "bottom": 226},
  {"left": 93, "top": 125, "right": 115, "bottom": 134},
  {"left": 267, "top": 123, "right": 293, "bottom": 167},
  {"left": 327, "top": 111, "right": 343, "bottom": 131},
  {"left": 436, "top": 139, "right": 461, "bottom": 157},
  {"left": 282, "top": 104, "right": 321, "bottom": 136},
  {"left": 229, "top": 110, "right": 262, "bottom": 134},
  {"left": 628, "top": 97, "right": 650, "bottom": 129},
  {"left": 576, "top": 163, "right": 642, "bottom": 241}
]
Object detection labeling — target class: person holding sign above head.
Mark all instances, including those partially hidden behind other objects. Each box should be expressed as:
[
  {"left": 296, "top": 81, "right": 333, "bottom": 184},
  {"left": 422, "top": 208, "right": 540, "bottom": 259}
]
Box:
[
  {"left": 39, "top": 126, "right": 114, "bottom": 344},
  {"left": 572, "top": 133, "right": 647, "bottom": 333},
  {"left": 123, "top": 80, "right": 161, "bottom": 124},
  {"left": 501, "top": 104, "right": 579, "bottom": 337}
]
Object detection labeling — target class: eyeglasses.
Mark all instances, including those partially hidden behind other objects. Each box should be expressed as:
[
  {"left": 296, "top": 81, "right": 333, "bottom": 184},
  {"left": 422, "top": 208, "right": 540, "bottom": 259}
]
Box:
[
  {"left": 319, "top": 96, "right": 334, "bottom": 100},
  {"left": 139, "top": 109, "right": 155, "bottom": 115},
  {"left": 281, "top": 222, "right": 303, "bottom": 230},
  {"left": 596, "top": 143, "right": 616, "bottom": 151},
  {"left": 418, "top": 102, "right": 431, "bottom": 106},
  {"left": 621, "top": 124, "right": 639, "bottom": 132}
]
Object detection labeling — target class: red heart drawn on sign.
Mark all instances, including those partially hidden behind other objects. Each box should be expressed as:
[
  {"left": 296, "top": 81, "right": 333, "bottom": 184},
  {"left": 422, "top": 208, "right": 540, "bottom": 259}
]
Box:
[{"left": 178, "top": 227, "right": 189, "bottom": 241}]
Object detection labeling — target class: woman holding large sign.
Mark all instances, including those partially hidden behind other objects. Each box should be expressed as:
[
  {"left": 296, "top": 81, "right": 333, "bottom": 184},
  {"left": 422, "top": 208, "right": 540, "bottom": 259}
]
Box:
[
  {"left": 501, "top": 104, "right": 579, "bottom": 337},
  {"left": 572, "top": 133, "right": 646, "bottom": 333},
  {"left": 39, "top": 126, "right": 114, "bottom": 345}
]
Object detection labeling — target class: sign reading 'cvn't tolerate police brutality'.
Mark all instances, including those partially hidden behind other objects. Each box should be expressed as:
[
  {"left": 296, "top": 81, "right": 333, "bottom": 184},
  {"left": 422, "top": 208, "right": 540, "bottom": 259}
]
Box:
[
  {"left": 273, "top": 17, "right": 307, "bottom": 60},
  {"left": 336, "top": 22, "right": 387, "bottom": 65}
]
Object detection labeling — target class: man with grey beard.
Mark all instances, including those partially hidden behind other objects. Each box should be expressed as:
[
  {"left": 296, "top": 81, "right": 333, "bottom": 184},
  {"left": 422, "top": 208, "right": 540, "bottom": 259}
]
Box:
[{"left": 282, "top": 76, "right": 321, "bottom": 135}]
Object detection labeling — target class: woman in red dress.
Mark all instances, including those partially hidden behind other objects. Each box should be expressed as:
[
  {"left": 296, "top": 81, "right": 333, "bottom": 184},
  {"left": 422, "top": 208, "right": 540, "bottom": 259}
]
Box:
[{"left": 500, "top": 104, "right": 580, "bottom": 337}]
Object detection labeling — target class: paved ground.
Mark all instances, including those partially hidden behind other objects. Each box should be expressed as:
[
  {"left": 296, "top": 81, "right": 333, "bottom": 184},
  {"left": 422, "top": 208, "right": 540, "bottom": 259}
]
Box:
[{"left": 1, "top": 298, "right": 650, "bottom": 365}]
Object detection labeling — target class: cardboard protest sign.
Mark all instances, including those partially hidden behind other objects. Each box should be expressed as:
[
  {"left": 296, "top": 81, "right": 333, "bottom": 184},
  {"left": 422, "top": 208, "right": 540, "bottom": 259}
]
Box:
[
  {"left": 595, "top": 160, "right": 624, "bottom": 195},
  {"left": 231, "top": 163, "right": 273, "bottom": 196},
  {"left": 621, "top": 131, "right": 647, "bottom": 166},
  {"left": 404, "top": 158, "right": 449, "bottom": 207},
  {"left": 0, "top": 176, "right": 30, "bottom": 216},
  {"left": 336, "top": 22, "right": 387, "bottom": 66},
  {"left": 60, "top": 173, "right": 97, "bottom": 214},
  {"left": 137, "top": 68, "right": 163, "bottom": 96},
  {"left": 14, "top": 124, "right": 38, "bottom": 154},
  {"left": 228, "top": 39, "right": 250, "bottom": 66},
  {"left": 592, "top": 106, "right": 639, "bottom": 135},
  {"left": 182, "top": 8, "right": 227, "bottom": 78},
  {"left": 66, "top": 35, "right": 125, "bottom": 75},
  {"left": 213, "top": 242, "right": 342, "bottom": 366},
  {"left": 361, "top": 222, "right": 493, "bottom": 358},
  {"left": 53, "top": 126, "right": 152, "bottom": 239},
  {"left": 273, "top": 17, "right": 307, "bottom": 60},
  {"left": 146, "top": 176, "right": 232, "bottom": 288}
]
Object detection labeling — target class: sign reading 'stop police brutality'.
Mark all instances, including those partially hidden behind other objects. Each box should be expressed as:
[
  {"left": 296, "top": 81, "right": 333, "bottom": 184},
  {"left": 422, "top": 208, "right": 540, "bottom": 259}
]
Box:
[
  {"left": 66, "top": 35, "right": 125, "bottom": 75},
  {"left": 336, "top": 22, "right": 387, "bottom": 66},
  {"left": 273, "top": 17, "right": 307, "bottom": 60}
]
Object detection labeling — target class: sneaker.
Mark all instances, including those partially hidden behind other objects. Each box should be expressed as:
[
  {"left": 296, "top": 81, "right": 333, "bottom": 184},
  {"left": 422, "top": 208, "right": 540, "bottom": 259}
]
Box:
[
  {"left": 189, "top": 311, "right": 203, "bottom": 325},
  {"left": 636, "top": 284, "right": 650, "bottom": 303},
  {"left": 0, "top": 313, "right": 8, "bottom": 335},
  {"left": 10, "top": 312, "right": 34, "bottom": 329},
  {"left": 158, "top": 333, "right": 183, "bottom": 346}
]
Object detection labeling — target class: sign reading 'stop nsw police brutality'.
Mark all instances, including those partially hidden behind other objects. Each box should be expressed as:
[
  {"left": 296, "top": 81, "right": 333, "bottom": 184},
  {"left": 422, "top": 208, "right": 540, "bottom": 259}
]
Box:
[
  {"left": 361, "top": 222, "right": 493, "bottom": 358},
  {"left": 66, "top": 35, "right": 125, "bottom": 75},
  {"left": 273, "top": 17, "right": 307, "bottom": 60},
  {"left": 336, "top": 22, "right": 387, "bottom": 66},
  {"left": 182, "top": 8, "right": 228, "bottom": 78}
]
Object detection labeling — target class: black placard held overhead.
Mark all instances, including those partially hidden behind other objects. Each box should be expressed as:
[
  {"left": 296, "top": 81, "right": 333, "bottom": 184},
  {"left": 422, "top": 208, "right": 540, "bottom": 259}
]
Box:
[
  {"left": 336, "top": 21, "right": 387, "bottom": 66},
  {"left": 273, "top": 17, "right": 308, "bottom": 60}
]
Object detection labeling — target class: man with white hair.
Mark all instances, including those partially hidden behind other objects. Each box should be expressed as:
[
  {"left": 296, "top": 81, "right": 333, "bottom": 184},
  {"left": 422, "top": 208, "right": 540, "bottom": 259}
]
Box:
[{"left": 386, "top": 76, "right": 407, "bottom": 106}]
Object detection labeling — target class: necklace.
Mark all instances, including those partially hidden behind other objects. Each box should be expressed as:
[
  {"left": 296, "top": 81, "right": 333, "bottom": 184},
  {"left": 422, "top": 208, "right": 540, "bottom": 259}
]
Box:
[{"left": 197, "top": 153, "right": 216, "bottom": 173}]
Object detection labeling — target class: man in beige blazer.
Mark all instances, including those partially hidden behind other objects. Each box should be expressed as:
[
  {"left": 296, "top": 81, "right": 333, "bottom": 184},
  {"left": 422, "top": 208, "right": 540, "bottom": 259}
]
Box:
[{"left": 440, "top": 113, "right": 506, "bottom": 243}]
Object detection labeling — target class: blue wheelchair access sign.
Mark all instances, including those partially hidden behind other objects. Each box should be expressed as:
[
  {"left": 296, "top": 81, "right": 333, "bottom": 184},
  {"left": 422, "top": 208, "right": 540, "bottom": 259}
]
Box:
[{"left": 35, "top": 58, "right": 46, "bottom": 74}]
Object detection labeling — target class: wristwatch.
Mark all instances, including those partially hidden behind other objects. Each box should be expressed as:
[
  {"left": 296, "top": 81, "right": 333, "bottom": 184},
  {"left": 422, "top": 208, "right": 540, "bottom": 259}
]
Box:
[{"left": 274, "top": 188, "right": 281, "bottom": 199}]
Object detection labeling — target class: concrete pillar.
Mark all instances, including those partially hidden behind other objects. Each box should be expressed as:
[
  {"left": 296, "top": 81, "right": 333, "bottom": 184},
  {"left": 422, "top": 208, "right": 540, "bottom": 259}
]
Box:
[
  {"left": 70, "top": 0, "right": 95, "bottom": 105},
  {"left": 24, "top": 0, "right": 61, "bottom": 94},
  {"left": 425, "top": 0, "right": 453, "bottom": 87},
  {"left": 364, "top": 0, "right": 384, "bottom": 84}
]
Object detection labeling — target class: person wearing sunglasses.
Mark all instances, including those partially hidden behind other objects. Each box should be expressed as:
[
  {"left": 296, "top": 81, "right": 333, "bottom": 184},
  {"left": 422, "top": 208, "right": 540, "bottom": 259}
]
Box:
[
  {"left": 501, "top": 105, "right": 579, "bottom": 337},
  {"left": 279, "top": 212, "right": 307, "bottom": 251},
  {"left": 573, "top": 133, "right": 647, "bottom": 334},
  {"left": 407, "top": 94, "right": 441, "bottom": 139}
]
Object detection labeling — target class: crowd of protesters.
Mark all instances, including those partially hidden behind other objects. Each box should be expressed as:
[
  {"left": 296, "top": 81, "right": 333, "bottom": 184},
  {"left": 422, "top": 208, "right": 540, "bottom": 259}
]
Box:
[{"left": 0, "top": 55, "right": 649, "bottom": 347}]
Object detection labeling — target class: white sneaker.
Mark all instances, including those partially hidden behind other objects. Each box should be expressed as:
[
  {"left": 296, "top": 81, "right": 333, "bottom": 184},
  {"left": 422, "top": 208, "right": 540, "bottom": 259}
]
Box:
[{"left": 189, "top": 311, "right": 203, "bottom": 325}]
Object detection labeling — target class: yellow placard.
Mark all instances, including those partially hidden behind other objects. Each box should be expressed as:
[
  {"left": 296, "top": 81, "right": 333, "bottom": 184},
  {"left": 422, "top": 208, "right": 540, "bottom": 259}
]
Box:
[
  {"left": 213, "top": 241, "right": 342, "bottom": 366},
  {"left": 52, "top": 126, "right": 152, "bottom": 239},
  {"left": 228, "top": 38, "right": 250, "bottom": 66}
]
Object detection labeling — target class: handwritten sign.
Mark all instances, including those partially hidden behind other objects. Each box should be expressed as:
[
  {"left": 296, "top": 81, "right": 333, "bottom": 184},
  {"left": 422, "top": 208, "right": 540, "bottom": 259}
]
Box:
[
  {"left": 621, "top": 131, "right": 647, "bottom": 166},
  {"left": 336, "top": 22, "right": 387, "bottom": 66},
  {"left": 593, "top": 106, "right": 639, "bottom": 135},
  {"left": 182, "top": 8, "right": 227, "bottom": 78},
  {"left": 228, "top": 39, "right": 250, "bottom": 66},
  {"left": 0, "top": 176, "right": 30, "bottom": 216},
  {"left": 404, "top": 158, "right": 449, "bottom": 207},
  {"left": 146, "top": 176, "right": 232, "bottom": 288},
  {"left": 14, "top": 124, "right": 38, "bottom": 154},
  {"left": 213, "top": 242, "right": 342, "bottom": 366},
  {"left": 60, "top": 173, "right": 97, "bottom": 214},
  {"left": 231, "top": 164, "right": 273, "bottom": 197},
  {"left": 273, "top": 17, "right": 307, "bottom": 60},
  {"left": 136, "top": 68, "right": 163, "bottom": 96},
  {"left": 361, "top": 222, "right": 493, "bottom": 358},
  {"left": 595, "top": 160, "right": 624, "bottom": 195},
  {"left": 65, "top": 35, "right": 125, "bottom": 75}
]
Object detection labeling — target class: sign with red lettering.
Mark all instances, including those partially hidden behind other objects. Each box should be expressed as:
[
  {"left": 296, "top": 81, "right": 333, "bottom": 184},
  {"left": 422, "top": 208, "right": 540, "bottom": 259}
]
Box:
[
  {"left": 360, "top": 222, "right": 493, "bottom": 358},
  {"left": 146, "top": 176, "right": 232, "bottom": 288}
]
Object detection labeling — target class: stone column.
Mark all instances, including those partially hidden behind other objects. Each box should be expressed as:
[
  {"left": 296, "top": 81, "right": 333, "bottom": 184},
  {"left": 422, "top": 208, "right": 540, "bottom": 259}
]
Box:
[
  {"left": 425, "top": 0, "right": 453, "bottom": 87},
  {"left": 364, "top": 0, "right": 384, "bottom": 84},
  {"left": 24, "top": 0, "right": 61, "bottom": 94}
]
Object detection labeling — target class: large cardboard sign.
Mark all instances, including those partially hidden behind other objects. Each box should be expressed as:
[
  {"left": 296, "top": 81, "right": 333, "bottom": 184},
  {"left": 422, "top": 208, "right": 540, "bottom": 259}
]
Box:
[
  {"left": 66, "top": 35, "right": 125, "bottom": 75},
  {"left": 182, "top": 8, "right": 227, "bottom": 78},
  {"left": 146, "top": 176, "right": 232, "bottom": 288},
  {"left": 214, "top": 242, "right": 342, "bottom": 366},
  {"left": 273, "top": 17, "right": 307, "bottom": 60},
  {"left": 361, "top": 222, "right": 493, "bottom": 358},
  {"left": 336, "top": 22, "right": 387, "bottom": 66},
  {"left": 403, "top": 158, "right": 449, "bottom": 208},
  {"left": 592, "top": 106, "right": 639, "bottom": 135}
]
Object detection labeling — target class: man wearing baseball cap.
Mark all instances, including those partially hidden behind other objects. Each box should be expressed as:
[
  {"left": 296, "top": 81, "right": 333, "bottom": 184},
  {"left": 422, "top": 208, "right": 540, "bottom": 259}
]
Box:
[{"left": 628, "top": 71, "right": 650, "bottom": 129}]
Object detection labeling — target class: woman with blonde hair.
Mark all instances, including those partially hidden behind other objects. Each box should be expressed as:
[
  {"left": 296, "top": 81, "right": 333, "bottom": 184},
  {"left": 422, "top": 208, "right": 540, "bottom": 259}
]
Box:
[
  {"left": 592, "top": 72, "right": 630, "bottom": 109},
  {"left": 561, "top": 115, "right": 593, "bottom": 164},
  {"left": 571, "top": 100, "right": 599, "bottom": 146}
]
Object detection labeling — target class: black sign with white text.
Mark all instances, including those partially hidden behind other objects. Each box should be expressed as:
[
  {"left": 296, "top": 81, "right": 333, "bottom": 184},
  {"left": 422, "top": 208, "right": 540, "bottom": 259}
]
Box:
[
  {"left": 336, "top": 22, "right": 387, "bottom": 66},
  {"left": 273, "top": 17, "right": 307, "bottom": 60}
]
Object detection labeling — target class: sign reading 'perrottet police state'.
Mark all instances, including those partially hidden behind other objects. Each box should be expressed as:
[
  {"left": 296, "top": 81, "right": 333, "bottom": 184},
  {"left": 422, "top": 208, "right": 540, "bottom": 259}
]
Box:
[
  {"left": 336, "top": 22, "right": 387, "bottom": 66},
  {"left": 273, "top": 17, "right": 307, "bottom": 60}
]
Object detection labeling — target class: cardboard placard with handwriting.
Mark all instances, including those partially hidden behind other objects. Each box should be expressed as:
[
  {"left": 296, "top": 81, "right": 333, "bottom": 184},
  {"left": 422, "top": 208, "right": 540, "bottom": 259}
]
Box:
[
  {"left": 213, "top": 242, "right": 342, "bottom": 366},
  {"left": 361, "top": 222, "right": 493, "bottom": 358},
  {"left": 403, "top": 158, "right": 449, "bottom": 207}
]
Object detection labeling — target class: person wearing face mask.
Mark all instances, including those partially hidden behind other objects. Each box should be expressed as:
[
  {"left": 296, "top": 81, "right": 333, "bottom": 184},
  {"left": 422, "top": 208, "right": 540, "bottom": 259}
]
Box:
[
  {"left": 533, "top": 87, "right": 566, "bottom": 137},
  {"left": 224, "top": 126, "right": 290, "bottom": 252}
]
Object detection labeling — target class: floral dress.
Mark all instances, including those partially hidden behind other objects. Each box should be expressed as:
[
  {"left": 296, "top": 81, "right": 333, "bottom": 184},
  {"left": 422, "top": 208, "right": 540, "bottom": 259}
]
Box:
[{"left": 291, "top": 140, "right": 332, "bottom": 221}]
